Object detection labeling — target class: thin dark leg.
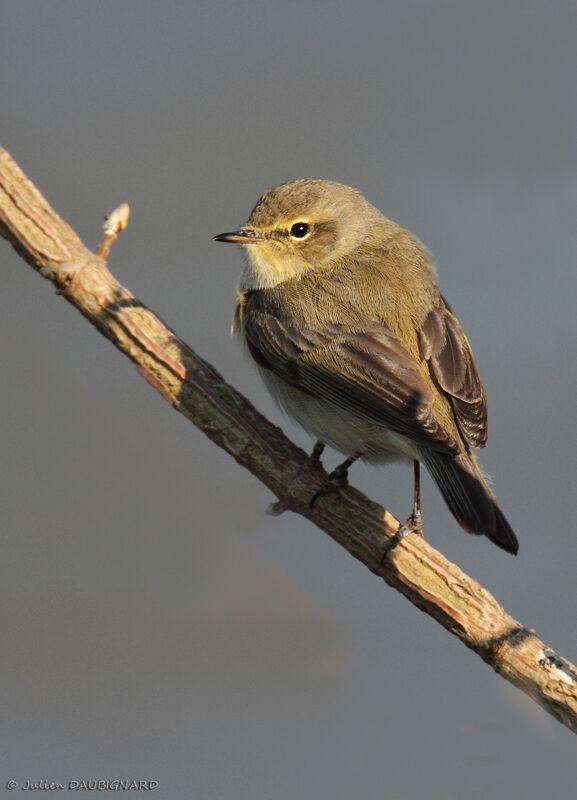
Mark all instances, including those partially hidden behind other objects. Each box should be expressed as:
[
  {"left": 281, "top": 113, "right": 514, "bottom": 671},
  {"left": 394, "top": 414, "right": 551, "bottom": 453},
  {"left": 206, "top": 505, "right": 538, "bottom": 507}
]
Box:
[
  {"left": 409, "top": 459, "right": 422, "bottom": 533},
  {"left": 381, "top": 460, "right": 423, "bottom": 561},
  {"left": 310, "top": 440, "right": 325, "bottom": 464},
  {"left": 310, "top": 452, "right": 360, "bottom": 508}
]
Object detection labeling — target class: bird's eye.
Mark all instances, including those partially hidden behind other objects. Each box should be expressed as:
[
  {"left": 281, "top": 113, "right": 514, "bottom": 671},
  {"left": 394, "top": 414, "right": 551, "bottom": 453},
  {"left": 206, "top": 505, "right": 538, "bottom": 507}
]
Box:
[{"left": 289, "top": 222, "right": 310, "bottom": 239}]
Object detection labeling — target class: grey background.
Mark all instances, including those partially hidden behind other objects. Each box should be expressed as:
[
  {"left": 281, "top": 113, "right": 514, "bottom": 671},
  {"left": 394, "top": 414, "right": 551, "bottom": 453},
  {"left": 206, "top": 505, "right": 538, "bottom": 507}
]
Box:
[{"left": 1, "top": 1, "right": 576, "bottom": 797}]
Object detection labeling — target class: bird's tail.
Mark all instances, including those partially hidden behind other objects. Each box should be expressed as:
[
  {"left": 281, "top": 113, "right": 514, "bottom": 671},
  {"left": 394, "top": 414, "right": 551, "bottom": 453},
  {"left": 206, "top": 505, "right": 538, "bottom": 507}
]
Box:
[{"left": 420, "top": 450, "right": 518, "bottom": 555}]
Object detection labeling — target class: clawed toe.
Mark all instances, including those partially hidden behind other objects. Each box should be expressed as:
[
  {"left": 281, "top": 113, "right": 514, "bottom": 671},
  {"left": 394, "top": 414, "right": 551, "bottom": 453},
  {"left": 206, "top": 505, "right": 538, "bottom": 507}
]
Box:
[
  {"left": 310, "top": 472, "right": 347, "bottom": 508},
  {"left": 380, "top": 512, "right": 423, "bottom": 563},
  {"left": 380, "top": 460, "right": 423, "bottom": 563},
  {"left": 309, "top": 453, "right": 359, "bottom": 509}
]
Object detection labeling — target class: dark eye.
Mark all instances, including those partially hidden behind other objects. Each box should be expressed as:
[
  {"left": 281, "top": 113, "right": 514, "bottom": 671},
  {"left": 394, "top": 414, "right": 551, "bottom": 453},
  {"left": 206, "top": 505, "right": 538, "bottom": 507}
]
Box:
[{"left": 290, "top": 222, "right": 310, "bottom": 239}]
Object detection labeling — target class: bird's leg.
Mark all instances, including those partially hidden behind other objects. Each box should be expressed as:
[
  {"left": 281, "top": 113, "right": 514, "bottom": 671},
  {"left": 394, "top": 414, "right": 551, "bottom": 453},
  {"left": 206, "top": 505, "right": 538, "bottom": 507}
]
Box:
[
  {"left": 381, "top": 460, "right": 423, "bottom": 561},
  {"left": 406, "top": 459, "right": 423, "bottom": 534},
  {"left": 268, "top": 441, "right": 326, "bottom": 517},
  {"left": 310, "top": 451, "right": 360, "bottom": 508},
  {"left": 309, "top": 440, "right": 326, "bottom": 465}
]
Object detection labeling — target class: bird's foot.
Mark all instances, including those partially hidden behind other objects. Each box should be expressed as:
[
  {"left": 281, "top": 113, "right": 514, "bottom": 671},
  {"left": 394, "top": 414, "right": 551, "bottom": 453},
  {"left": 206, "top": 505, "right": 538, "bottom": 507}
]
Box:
[
  {"left": 310, "top": 453, "right": 359, "bottom": 509},
  {"left": 380, "top": 507, "right": 423, "bottom": 563}
]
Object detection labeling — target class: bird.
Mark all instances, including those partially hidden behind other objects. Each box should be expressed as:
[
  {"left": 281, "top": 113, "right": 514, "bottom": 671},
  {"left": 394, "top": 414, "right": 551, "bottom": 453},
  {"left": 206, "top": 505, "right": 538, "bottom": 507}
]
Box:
[{"left": 214, "top": 179, "right": 518, "bottom": 555}]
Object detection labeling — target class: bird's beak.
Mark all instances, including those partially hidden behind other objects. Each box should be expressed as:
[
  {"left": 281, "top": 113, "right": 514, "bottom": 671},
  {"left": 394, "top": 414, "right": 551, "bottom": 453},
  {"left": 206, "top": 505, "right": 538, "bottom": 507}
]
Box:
[{"left": 213, "top": 228, "right": 263, "bottom": 244}]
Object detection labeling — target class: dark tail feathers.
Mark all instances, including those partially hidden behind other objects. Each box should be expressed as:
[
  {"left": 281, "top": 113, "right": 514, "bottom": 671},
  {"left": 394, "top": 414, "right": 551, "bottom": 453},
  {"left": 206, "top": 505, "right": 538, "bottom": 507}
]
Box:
[{"left": 420, "top": 450, "right": 518, "bottom": 555}]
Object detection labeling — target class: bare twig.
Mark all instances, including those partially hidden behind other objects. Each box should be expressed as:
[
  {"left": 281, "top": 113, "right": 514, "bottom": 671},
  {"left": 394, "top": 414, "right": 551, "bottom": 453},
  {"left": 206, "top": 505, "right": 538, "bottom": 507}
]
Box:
[
  {"left": 1, "top": 145, "right": 576, "bottom": 733},
  {"left": 97, "top": 202, "right": 130, "bottom": 259}
]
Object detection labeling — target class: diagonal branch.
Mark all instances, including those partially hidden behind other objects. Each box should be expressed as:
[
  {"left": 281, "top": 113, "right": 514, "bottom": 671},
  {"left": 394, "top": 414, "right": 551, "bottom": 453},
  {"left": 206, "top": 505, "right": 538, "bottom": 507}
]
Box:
[{"left": 1, "top": 145, "right": 576, "bottom": 733}]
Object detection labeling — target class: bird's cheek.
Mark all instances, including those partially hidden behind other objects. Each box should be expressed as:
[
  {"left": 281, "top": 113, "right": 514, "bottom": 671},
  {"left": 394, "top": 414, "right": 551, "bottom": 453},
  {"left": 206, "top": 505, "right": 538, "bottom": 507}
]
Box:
[{"left": 240, "top": 244, "right": 299, "bottom": 289}]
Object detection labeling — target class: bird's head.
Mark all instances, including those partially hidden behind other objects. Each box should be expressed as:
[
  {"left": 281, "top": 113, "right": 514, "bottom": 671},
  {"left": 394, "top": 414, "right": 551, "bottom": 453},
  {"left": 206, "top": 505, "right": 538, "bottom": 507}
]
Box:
[{"left": 214, "top": 179, "right": 384, "bottom": 289}]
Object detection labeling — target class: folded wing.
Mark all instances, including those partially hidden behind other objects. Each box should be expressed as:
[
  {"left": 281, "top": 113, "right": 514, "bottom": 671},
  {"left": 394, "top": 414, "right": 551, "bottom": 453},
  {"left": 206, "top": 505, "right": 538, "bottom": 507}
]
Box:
[
  {"left": 243, "top": 309, "right": 460, "bottom": 455},
  {"left": 419, "top": 296, "right": 487, "bottom": 449}
]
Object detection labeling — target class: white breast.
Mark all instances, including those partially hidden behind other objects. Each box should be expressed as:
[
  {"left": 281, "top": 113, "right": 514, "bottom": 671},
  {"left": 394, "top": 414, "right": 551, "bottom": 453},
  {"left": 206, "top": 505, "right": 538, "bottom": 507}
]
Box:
[{"left": 258, "top": 366, "right": 419, "bottom": 465}]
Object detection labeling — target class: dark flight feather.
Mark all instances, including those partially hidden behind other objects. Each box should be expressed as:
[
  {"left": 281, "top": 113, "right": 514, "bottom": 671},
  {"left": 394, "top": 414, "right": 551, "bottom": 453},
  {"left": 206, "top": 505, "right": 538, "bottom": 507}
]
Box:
[
  {"left": 419, "top": 297, "right": 487, "bottom": 448},
  {"left": 243, "top": 306, "right": 460, "bottom": 455}
]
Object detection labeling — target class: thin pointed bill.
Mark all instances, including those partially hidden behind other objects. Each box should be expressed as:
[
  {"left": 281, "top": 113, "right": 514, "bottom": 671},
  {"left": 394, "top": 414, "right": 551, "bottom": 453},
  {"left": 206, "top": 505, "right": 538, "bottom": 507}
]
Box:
[{"left": 213, "top": 228, "right": 263, "bottom": 243}]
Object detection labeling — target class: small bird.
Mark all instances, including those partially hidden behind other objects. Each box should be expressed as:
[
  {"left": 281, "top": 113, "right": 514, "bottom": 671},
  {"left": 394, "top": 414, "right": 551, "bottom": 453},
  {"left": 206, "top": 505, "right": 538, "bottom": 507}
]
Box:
[{"left": 214, "top": 179, "right": 518, "bottom": 555}]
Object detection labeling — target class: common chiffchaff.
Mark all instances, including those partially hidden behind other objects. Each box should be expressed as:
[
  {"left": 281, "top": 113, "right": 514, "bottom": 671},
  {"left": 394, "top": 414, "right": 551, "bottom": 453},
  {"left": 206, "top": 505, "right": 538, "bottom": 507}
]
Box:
[{"left": 215, "top": 179, "right": 518, "bottom": 555}]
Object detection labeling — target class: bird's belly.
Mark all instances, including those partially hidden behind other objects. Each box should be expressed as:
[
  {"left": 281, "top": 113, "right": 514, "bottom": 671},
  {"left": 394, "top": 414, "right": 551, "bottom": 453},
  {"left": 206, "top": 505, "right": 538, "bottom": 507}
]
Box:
[{"left": 259, "top": 368, "right": 418, "bottom": 464}]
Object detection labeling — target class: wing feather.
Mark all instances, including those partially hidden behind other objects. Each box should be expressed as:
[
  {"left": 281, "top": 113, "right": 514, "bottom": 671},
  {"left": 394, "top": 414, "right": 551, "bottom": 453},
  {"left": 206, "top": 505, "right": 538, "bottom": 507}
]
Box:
[
  {"left": 419, "top": 297, "right": 487, "bottom": 448},
  {"left": 243, "top": 309, "right": 460, "bottom": 455}
]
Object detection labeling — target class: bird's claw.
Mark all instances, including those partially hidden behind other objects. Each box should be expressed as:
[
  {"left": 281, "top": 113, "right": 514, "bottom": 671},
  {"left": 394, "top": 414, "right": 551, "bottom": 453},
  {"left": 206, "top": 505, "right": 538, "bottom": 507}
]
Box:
[
  {"left": 309, "top": 464, "right": 351, "bottom": 508},
  {"left": 380, "top": 509, "right": 423, "bottom": 563}
]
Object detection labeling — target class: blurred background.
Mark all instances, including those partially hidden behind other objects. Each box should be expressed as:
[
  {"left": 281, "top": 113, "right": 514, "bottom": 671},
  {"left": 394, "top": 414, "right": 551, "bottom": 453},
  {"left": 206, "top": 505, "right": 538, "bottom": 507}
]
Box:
[{"left": 1, "top": 1, "right": 576, "bottom": 797}]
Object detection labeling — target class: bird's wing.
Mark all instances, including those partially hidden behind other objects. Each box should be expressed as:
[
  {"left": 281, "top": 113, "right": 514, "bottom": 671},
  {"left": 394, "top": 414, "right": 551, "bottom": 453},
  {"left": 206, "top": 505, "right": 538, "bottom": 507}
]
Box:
[
  {"left": 243, "top": 310, "right": 460, "bottom": 455},
  {"left": 418, "top": 296, "right": 487, "bottom": 448}
]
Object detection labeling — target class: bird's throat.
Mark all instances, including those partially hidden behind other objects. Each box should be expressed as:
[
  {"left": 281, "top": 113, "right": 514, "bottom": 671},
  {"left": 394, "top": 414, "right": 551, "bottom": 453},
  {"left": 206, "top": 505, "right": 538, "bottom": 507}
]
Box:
[{"left": 240, "top": 243, "right": 309, "bottom": 290}]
